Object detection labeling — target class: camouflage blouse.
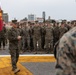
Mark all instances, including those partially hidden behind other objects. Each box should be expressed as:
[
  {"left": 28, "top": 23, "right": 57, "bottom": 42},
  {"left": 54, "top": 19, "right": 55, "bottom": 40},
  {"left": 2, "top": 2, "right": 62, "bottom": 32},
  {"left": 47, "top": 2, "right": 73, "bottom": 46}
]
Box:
[{"left": 56, "top": 27, "right": 76, "bottom": 75}]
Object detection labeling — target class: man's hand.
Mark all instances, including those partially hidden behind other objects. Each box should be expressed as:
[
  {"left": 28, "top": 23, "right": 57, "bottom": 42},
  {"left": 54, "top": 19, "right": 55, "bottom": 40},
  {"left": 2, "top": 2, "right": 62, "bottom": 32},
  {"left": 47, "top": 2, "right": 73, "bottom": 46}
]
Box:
[{"left": 17, "top": 36, "right": 21, "bottom": 40}]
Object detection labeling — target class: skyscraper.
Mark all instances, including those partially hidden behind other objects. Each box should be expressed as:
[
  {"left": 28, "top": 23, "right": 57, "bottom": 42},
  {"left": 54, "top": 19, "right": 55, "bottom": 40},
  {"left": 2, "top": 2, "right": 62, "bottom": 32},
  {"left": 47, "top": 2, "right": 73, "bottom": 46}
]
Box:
[{"left": 42, "top": 11, "right": 46, "bottom": 23}]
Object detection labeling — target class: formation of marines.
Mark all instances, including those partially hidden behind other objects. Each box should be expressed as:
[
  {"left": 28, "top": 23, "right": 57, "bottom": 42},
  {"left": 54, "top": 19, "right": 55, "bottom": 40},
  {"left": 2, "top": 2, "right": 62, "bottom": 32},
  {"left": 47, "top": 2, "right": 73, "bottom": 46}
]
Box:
[{"left": 0, "top": 20, "right": 75, "bottom": 54}]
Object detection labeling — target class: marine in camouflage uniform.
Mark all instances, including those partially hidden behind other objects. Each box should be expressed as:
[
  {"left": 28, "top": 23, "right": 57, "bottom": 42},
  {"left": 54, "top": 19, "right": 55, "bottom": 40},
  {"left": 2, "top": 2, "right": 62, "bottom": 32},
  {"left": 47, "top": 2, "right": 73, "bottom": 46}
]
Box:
[
  {"left": 0, "top": 25, "right": 6, "bottom": 50},
  {"left": 8, "top": 20, "right": 21, "bottom": 73},
  {"left": 32, "top": 23, "right": 42, "bottom": 53},
  {"left": 41, "top": 23, "right": 46, "bottom": 50},
  {"left": 45, "top": 24, "right": 53, "bottom": 53},
  {"left": 59, "top": 23, "right": 68, "bottom": 39},
  {"left": 56, "top": 27, "right": 76, "bottom": 75},
  {"left": 22, "top": 25, "right": 31, "bottom": 52},
  {"left": 53, "top": 23, "right": 60, "bottom": 47},
  {"left": 29, "top": 24, "right": 34, "bottom": 51}
]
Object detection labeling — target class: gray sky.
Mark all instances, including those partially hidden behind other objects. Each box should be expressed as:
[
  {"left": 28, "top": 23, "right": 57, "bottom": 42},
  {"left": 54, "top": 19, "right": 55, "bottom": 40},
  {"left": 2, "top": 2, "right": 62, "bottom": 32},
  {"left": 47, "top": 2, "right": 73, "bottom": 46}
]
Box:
[{"left": 0, "top": 0, "right": 76, "bottom": 21}]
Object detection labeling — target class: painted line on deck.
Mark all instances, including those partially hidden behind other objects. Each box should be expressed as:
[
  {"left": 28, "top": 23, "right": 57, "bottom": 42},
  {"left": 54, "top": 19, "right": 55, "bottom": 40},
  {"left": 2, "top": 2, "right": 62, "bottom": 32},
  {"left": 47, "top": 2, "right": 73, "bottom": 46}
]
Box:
[{"left": 0, "top": 54, "right": 54, "bottom": 57}]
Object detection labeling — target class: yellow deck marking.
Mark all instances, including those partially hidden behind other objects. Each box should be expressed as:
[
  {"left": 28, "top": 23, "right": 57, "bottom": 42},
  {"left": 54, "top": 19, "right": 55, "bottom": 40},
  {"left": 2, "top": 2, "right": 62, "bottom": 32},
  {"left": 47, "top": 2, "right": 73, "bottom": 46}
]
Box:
[{"left": 0, "top": 56, "right": 56, "bottom": 75}]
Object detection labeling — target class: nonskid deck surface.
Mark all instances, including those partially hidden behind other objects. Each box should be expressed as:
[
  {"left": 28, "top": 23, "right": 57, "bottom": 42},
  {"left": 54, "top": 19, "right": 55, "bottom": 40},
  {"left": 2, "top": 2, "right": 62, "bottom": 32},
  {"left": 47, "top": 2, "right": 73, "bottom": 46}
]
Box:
[{"left": 0, "top": 55, "right": 56, "bottom": 75}]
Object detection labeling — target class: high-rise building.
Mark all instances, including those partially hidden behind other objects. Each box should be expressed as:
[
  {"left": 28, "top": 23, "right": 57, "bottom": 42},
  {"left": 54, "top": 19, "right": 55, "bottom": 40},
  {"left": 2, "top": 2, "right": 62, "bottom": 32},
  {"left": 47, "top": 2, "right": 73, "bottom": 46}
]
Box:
[
  {"left": 42, "top": 11, "right": 46, "bottom": 22},
  {"left": 28, "top": 14, "right": 36, "bottom": 21},
  {"left": 3, "top": 13, "right": 9, "bottom": 23},
  {"left": 48, "top": 16, "right": 51, "bottom": 22}
]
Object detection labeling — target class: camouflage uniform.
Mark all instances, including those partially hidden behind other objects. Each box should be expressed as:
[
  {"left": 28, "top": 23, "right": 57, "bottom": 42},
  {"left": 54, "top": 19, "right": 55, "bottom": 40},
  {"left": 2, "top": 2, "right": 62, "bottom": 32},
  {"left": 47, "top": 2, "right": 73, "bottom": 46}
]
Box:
[
  {"left": 45, "top": 26, "right": 53, "bottom": 53},
  {"left": 0, "top": 26, "right": 6, "bottom": 49},
  {"left": 59, "top": 26, "right": 68, "bottom": 39},
  {"left": 56, "top": 27, "right": 76, "bottom": 75},
  {"left": 29, "top": 25, "right": 34, "bottom": 51},
  {"left": 65, "top": 24, "right": 71, "bottom": 31},
  {"left": 8, "top": 27, "right": 20, "bottom": 70},
  {"left": 17, "top": 27, "right": 23, "bottom": 53},
  {"left": 41, "top": 25, "right": 46, "bottom": 49},
  {"left": 22, "top": 26, "right": 30, "bottom": 51},
  {"left": 53, "top": 25, "right": 60, "bottom": 47},
  {"left": 32, "top": 25, "right": 42, "bottom": 52}
]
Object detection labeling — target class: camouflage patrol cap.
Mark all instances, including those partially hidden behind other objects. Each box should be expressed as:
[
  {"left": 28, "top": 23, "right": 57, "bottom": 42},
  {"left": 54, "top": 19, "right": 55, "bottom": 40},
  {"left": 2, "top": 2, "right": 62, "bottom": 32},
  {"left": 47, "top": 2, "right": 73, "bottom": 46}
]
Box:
[
  {"left": 12, "top": 19, "right": 17, "bottom": 25},
  {"left": 35, "top": 21, "right": 38, "bottom": 23}
]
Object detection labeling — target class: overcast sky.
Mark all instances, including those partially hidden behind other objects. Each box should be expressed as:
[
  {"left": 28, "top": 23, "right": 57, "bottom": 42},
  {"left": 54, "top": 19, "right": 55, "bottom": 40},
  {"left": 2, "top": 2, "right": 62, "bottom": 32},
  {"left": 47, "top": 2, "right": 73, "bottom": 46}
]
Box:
[{"left": 0, "top": 0, "right": 76, "bottom": 21}]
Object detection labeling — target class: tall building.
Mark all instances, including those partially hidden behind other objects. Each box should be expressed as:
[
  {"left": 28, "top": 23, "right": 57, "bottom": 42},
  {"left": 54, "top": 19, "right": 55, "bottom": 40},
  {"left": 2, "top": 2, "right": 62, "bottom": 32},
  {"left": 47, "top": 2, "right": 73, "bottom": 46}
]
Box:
[
  {"left": 48, "top": 16, "right": 51, "bottom": 23},
  {"left": 28, "top": 14, "right": 36, "bottom": 21},
  {"left": 3, "top": 13, "right": 9, "bottom": 23},
  {"left": 42, "top": 11, "right": 46, "bottom": 22}
]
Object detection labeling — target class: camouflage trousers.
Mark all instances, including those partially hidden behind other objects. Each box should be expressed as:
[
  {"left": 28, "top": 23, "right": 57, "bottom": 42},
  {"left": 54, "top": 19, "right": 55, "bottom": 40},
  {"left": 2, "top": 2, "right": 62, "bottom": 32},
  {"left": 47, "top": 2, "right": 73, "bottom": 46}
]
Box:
[
  {"left": 10, "top": 49, "right": 19, "bottom": 70},
  {"left": 45, "top": 38, "right": 53, "bottom": 51},
  {"left": 33, "top": 38, "right": 42, "bottom": 51},
  {"left": 0, "top": 38, "right": 6, "bottom": 48},
  {"left": 56, "top": 68, "right": 76, "bottom": 75},
  {"left": 22, "top": 37, "right": 30, "bottom": 51}
]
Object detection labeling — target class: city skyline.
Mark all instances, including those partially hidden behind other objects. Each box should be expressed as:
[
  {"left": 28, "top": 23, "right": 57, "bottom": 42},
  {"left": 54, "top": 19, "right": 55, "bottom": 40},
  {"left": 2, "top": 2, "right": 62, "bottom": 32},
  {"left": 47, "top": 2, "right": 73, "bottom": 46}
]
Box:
[{"left": 0, "top": 0, "right": 76, "bottom": 21}]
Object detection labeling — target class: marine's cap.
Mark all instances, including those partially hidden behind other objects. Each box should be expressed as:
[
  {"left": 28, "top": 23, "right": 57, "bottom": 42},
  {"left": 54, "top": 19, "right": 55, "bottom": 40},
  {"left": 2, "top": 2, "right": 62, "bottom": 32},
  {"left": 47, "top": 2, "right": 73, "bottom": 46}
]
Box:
[{"left": 12, "top": 20, "right": 17, "bottom": 23}]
